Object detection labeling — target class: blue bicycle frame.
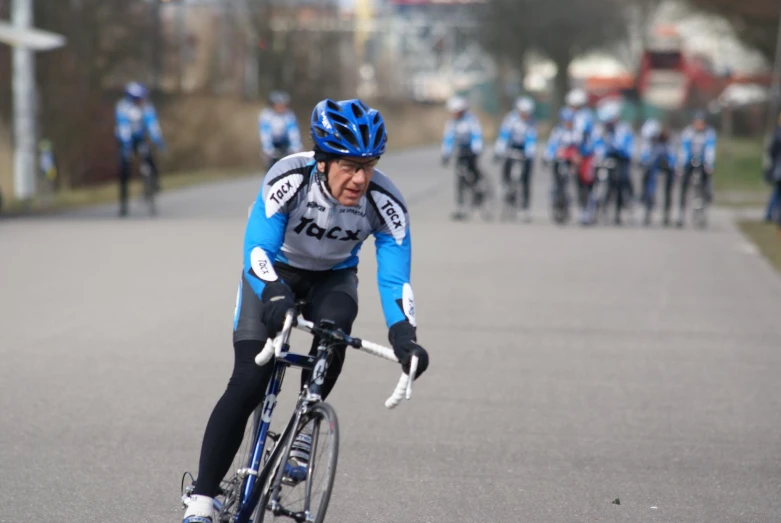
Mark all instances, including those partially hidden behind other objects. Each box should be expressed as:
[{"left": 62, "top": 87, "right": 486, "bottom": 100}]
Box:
[{"left": 233, "top": 350, "right": 317, "bottom": 523}]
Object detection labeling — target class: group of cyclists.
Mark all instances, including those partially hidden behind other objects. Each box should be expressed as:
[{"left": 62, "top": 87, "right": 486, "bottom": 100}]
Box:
[{"left": 440, "top": 88, "right": 718, "bottom": 227}]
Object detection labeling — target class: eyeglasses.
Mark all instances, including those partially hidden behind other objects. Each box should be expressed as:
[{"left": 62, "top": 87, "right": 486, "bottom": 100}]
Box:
[{"left": 336, "top": 158, "right": 379, "bottom": 174}]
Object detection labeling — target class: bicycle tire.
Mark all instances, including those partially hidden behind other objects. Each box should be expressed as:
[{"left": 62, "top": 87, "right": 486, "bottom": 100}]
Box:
[
  {"left": 256, "top": 402, "right": 339, "bottom": 523},
  {"left": 140, "top": 162, "right": 157, "bottom": 216}
]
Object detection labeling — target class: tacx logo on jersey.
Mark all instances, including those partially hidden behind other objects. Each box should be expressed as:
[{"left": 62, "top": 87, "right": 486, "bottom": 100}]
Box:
[
  {"left": 370, "top": 189, "right": 407, "bottom": 245},
  {"left": 265, "top": 173, "right": 304, "bottom": 217},
  {"left": 293, "top": 217, "right": 361, "bottom": 241}
]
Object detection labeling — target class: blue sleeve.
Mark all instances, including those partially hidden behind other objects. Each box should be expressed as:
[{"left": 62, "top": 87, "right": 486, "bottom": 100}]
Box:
[
  {"left": 545, "top": 128, "right": 559, "bottom": 161},
  {"left": 243, "top": 183, "right": 288, "bottom": 299},
  {"left": 375, "top": 227, "right": 413, "bottom": 328},
  {"left": 287, "top": 113, "right": 303, "bottom": 153},
  {"left": 705, "top": 130, "right": 717, "bottom": 170},
  {"left": 620, "top": 130, "right": 634, "bottom": 160},
  {"left": 525, "top": 125, "right": 538, "bottom": 157},
  {"left": 442, "top": 121, "right": 455, "bottom": 158},
  {"left": 259, "top": 113, "right": 274, "bottom": 156},
  {"left": 143, "top": 104, "right": 164, "bottom": 146},
  {"left": 678, "top": 133, "right": 691, "bottom": 169},
  {"left": 115, "top": 103, "right": 132, "bottom": 148},
  {"left": 592, "top": 135, "right": 606, "bottom": 160},
  {"left": 494, "top": 114, "right": 512, "bottom": 156},
  {"left": 471, "top": 117, "right": 483, "bottom": 155}
]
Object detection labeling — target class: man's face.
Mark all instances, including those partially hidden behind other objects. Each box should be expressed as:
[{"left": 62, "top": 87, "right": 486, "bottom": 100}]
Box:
[
  {"left": 273, "top": 103, "right": 287, "bottom": 114},
  {"left": 693, "top": 118, "right": 706, "bottom": 132},
  {"left": 132, "top": 97, "right": 144, "bottom": 106},
  {"left": 321, "top": 156, "right": 379, "bottom": 206}
]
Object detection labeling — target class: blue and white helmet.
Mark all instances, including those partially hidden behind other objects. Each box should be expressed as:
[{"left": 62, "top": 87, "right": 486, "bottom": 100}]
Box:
[
  {"left": 515, "top": 96, "right": 535, "bottom": 115},
  {"left": 597, "top": 100, "right": 622, "bottom": 123},
  {"left": 559, "top": 107, "right": 575, "bottom": 123},
  {"left": 310, "top": 99, "right": 387, "bottom": 158},
  {"left": 125, "top": 82, "right": 148, "bottom": 100},
  {"left": 269, "top": 90, "right": 290, "bottom": 106}
]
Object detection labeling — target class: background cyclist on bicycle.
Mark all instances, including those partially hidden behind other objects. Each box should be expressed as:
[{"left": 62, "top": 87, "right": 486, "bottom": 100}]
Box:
[
  {"left": 114, "top": 81, "right": 165, "bottom": 217},
  {"left": 593, "top": 100, "right": 635, "bottom": 225},
  {"left": 258, "top": 90, "right": 303, "bottom": 169},
  {"left": 639, "top": 119, "right": 676, "bottom": 226},
  {"left": 565, "top": 88, "right": 597, "bottom": 222},
  {"left": 676, "top": 110, "right": 717, "bottom": 227},
  {"left": 183, "top": 98, "right": 429, "bottom": 523},
  {"left": 546, "top": 107, "right": 590, "bottom": 223},
  {"left": 494, "top": 96, "right": 538, "bottom": 221},
  {"left": 441, "top": 95, "right": 484, "bottom": 219}
]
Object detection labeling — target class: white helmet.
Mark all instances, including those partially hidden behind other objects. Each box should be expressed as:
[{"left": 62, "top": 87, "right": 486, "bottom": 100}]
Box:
[
  {"left": 515, "top": 96, "right": 535, "bottom": 115},
  {"left": 641, "top": 119, "right": 661, "bottom": 140},
  {"left": 566, "top": 88, "right": 587, "bottom": 107},
  {"left": 447, "top": 96, "right": 468, "bottom": 113},
  {"left": 597, "top": 101, "right": 622, "bottom": 123}
]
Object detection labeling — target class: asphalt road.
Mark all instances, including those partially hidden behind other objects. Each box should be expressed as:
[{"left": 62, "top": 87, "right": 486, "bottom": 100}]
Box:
[{"left": 1, "top": 147, "right": 780, "bottom": 523}]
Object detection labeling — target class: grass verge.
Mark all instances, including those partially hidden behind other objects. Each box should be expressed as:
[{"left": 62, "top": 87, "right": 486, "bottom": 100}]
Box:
[
  {"left": 2, "top": 167, "right": 254, "bottom": 216},
  {"left": 737, "top": 220, "right": 781, "bottom": 273}
]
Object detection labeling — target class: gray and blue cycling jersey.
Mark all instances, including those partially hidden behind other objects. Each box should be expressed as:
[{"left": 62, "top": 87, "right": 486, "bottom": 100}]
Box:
[
  {"left": 593, "top": 123, "right": 634, "bottom": 161},
  {"left": 573, "top": 107, "right": 595, "bottom": 154},
  {"left": 545, "top": 126, "right": 582, "bottom": 162},
  {"left": 115, "top": 98, "right": 164, "bottom": 148},
  {"left": 494, "top": 112, "right": 537, "bottom": 157},
  {"left": 442, "top": 112, "right": 483, "bottom": 158},
  {"left": 244, "top": 152, "right": 415, "bottom": 329},
  {"left": 678, "top": 126, "right": 717, "bottom": 171},
  {"left": 258, "top": 108, "right": 303, "bottom": 156}
]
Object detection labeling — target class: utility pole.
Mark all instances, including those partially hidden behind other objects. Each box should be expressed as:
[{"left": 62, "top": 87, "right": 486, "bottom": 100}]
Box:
[{"left": 12, "top": 0, "right": 35, "bottom": 201}]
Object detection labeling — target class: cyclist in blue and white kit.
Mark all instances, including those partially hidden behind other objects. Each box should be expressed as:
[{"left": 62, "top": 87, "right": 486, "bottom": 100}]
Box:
[
  {"left": 639, "top": 119, "right": 677, "bottom": 226},
  {"left": 566, "top": 89, "right": 597, "bottom": 218},
  {"left": 494, "top": 96, "right": 538, "bottom": 220},
  {"left": 676, "top": 111, "right": 717, "bottom": 227},
  {"left": 115, "top": 82, "right": 165, "bottom": 217},
  {"left": 593, "top": 101, "right": 635, "bottom": 225},
  {"left": 183, "top": 98, "right": 430, "bottom": 523},
  {"left": 441, "top": 96, "right": 484, "bottom": 219},
  {"left": 258, "top": 90, "right": 303, "bottom": 169}
]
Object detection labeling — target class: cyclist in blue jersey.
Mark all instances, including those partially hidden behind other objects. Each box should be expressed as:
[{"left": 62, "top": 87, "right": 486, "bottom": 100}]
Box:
[
  {"left": 258, "top": 90, "right": 303, "bottom": 169},
  {"left": 441, "top": 96, "right": 485, "bottom": 218},
  {"left": 115, "top": 82, "right": 165, "bottom": 217},
  {"left": 676, "top": 111, "right": 717, "bottom": 227},
  {"left": 494, "top": 96, "right": 538, "bottom": 220},
  {"left": 593, "top": 101, "right": 635, "bottom": 225},
  {"left": 565, "top": 89, "right": 597, "bottom": 218},
  {"left": 183, "top": 98, "right": 429, "bottom": 523},
  {"left": 639, "top": 120, "right": 676, "bottom": 226}
]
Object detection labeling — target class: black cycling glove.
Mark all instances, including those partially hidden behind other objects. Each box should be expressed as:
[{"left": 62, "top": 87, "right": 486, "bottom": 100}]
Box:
[
  {"left": 389, "top": 321, "right": 429, "bottom": 380},
  {"left": 260, "top": 281, "right": 295, "bottom": 338}
]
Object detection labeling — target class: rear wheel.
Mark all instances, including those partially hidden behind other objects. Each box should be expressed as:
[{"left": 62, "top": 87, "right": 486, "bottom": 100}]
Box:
[
  {"left": 140, "top": 160, "right": 157, "bottom": 216},
  {"left": 256, "top": 402, "right": 339, "bottom": 523}
]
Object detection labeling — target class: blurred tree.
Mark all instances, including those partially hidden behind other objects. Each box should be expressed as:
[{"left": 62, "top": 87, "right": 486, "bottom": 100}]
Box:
[
  {"left": 687, "top": 0, "right": 779, "bottom": 62},
  {"left": 243, "top": 0, "right": 346, "bottom": 110},
  {"left": 480, "top": 0, "right": 629, "bottom": 111}
]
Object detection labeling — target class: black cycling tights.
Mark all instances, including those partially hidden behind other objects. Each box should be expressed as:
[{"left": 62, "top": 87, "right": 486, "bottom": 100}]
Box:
[{"left": 193, "top": 292, "right": 357, "bottom": 498}]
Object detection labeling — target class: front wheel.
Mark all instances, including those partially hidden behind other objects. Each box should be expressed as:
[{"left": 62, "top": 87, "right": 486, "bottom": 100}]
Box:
[{"left": 256, "top": 402, "right": 340, "bottom": 523}]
